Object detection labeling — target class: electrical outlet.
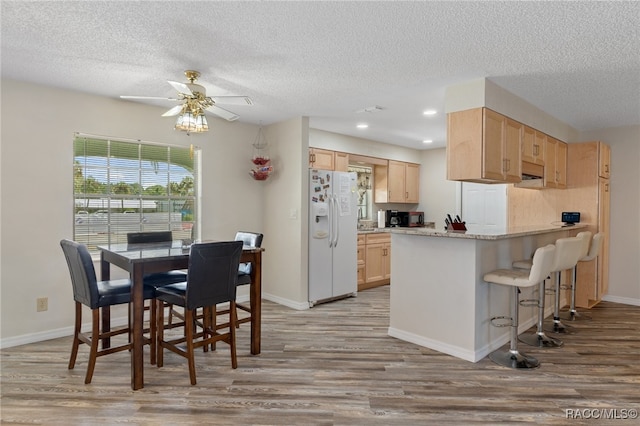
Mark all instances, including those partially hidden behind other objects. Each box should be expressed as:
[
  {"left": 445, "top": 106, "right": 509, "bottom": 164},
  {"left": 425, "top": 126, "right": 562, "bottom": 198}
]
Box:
[{"left": 36, "top": 297, "right": 48, "bottom": 312}]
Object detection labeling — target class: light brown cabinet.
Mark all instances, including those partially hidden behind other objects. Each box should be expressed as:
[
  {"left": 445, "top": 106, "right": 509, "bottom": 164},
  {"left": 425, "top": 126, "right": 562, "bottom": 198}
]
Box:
[
  {"left": 447, "top": 107, "right": 521, "bottom": 183},
  {"left": 598, "top": 143, "right": 611, "bottom": 178},
  {"left": 358, "top": 232, "right": 391, "bottom": 291},
  {"left": 308, "top": 148, "right": 349, "bottom": 171},
  {"left": 544, "top": 137, "right": 567, "bottom": 188},
  {"left": 522, "top": 126, "right": 546, "bottom": 165},
  {"left": 566, "top": 141, "right": 610, "bottom": 307},
  {"left": 357, "top": 235, "right": 366, "bottom": 287},
  {"left": 334, "top": 151, "right": 349, "bottom": 172},
  {"left": 373, "top": 161, "right": 420, "bottom": 203},
  {"left": 309, "top": 148, "right": 335, "bottom": 170}
]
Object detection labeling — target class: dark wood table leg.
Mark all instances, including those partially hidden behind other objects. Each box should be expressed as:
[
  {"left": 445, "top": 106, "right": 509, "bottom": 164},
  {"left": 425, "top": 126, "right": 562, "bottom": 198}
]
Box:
[
  {"left": 249, "top": 251, "right": 262, "bottom": 355},
  {"left": 131, "top": 266, "right": 145, "bottom": 390},
  {"left": 100, "top": 253, "right": 111, "bottom": 349}
]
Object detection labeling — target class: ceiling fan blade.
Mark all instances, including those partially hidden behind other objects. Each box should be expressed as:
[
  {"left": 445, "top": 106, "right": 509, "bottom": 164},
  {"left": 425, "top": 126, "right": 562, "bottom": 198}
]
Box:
[
  {"left": 168, "top": 80, "right": 193, "bottom": 96},
  {"left": 205, "top": 104, "right": 239, "bottom": 121},
  {"left": 211, "top": 96, "right": 253, "bottom": 106},
  {"left": 161, "top": 104, "right": 184, "bottom": 117},
  {"left": 120, "top": 95, "right": 180, "bottom": 101}
]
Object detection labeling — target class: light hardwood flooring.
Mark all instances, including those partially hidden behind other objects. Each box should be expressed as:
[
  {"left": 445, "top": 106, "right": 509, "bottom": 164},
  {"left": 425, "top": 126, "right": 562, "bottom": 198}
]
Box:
[{"left": 1, "top": 286, "right": 639, "bottom": 425}]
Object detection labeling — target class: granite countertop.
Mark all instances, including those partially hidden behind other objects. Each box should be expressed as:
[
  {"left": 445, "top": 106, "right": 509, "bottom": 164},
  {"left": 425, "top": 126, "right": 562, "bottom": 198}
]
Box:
[
  {"left": 358, "top": 222, "right": 436, "bottom": 235},
  {"left": 389, "top": 223, "right": 587, "bottom": 240},
  {"left": 358, "top": 228, "right": 390, "bottom": 234}
]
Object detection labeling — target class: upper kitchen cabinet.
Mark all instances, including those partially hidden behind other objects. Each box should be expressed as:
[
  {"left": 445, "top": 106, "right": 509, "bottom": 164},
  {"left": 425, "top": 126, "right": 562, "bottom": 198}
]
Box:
[
  {"left": 334, "top": 151, "right": 349, "bottom": 172},
  {"left": 447, "top": 107, "right": 522, "bottom": 184},
  {"left": 544, "top": 136, "right": 567, "bottom": 188},
  {"left": 521, "top": 126, "right": 546, "bottom": 165},
  {"left": 374, "top": 160, "right": 420, "bottom": 203},
  {"left": 308, "top": 148, "right": 349, "bottom": 171},
  {"left": 598, "top": 142, "right": 611, "bottom": 178}
]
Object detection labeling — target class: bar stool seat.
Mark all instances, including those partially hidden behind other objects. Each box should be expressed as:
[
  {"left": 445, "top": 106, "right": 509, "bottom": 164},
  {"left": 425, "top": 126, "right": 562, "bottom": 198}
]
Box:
[
  {"left": 560, "top": 232, "right": 603, "bottom": 321},
  {"left": 484, "top": 244, "right": 556, "bottom": 369}
]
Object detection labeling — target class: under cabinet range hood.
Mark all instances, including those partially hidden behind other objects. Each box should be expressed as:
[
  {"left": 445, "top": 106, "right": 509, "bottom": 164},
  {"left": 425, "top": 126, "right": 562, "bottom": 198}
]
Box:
[{"left": 514, "top": 161, "right": 545, "bottom": 188}]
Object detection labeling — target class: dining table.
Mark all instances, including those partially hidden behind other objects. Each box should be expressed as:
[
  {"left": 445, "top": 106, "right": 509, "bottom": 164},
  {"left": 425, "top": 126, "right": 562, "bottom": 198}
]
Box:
[{"left": 98, "top": 240, "right": 264, "bottom": 390}]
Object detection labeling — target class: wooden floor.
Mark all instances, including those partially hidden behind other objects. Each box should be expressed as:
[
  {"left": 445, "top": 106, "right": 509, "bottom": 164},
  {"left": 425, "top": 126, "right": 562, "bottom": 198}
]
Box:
[{"left": 2, "top": 286, "right": 639, "bottom": 425}]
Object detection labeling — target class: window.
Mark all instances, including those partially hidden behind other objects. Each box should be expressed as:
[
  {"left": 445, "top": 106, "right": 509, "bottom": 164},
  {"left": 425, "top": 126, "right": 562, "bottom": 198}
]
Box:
[{"left": 73, "top": 135, "right": 200, "bottom": 252}]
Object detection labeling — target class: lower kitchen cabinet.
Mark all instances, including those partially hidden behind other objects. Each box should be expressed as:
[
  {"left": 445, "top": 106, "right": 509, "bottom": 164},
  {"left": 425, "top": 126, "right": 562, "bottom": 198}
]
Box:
[
  {"left": 357, "top": 235, "right": 366, "bottom": 287},
  {"left": 359, "top": 232, "right": 391, "bottom": 291}
]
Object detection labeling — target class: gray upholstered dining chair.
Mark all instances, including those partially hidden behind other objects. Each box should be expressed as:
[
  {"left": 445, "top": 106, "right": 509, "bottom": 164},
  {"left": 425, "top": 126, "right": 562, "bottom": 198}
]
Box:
[
  {"left": 60, "top": 239, "right": 156, "bottom": 384},
  {"left": 155, "top": 240, "right": 243, "bottom": 385}
]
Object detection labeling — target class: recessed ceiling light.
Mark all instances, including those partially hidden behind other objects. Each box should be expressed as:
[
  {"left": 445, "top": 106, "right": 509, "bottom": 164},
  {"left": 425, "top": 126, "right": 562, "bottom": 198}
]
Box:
[
  {"left": 423, "top": 139, "right": 433, "bottom": 144},
  {"left": 423, "top": 109, "right": 437, "bottom": 116},
  {"left": 356, "top": 123, "right": 369, "bottom": 129}
]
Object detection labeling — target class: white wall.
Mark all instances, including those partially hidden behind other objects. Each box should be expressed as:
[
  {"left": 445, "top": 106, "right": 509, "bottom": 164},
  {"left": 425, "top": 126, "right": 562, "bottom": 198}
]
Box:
[
  {"left": 309, "top": 128, "right": 422, "bottom": 164},
  {"left": 419, "top": 148, "right": 457, "bottom": 229},
  {"left": 261, "top": 117, "right": 310, "bottom": 309},
  {"left": 579, "top": 126, "right": 640, "bottom": 305},
  {"left": 0, "top": 79, "right": 264, "bottom": 347}
]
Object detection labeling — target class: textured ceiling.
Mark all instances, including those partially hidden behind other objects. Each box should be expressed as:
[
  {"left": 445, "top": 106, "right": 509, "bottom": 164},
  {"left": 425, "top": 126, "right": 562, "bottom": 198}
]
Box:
[{"left": 2, "top": 1, "right": 639, "bottom": 150}]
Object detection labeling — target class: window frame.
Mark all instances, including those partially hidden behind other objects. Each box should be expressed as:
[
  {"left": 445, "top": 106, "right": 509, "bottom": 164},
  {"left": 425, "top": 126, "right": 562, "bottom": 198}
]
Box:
[{"left": 73, "top": 134, "right": 200, "bottom": 254}]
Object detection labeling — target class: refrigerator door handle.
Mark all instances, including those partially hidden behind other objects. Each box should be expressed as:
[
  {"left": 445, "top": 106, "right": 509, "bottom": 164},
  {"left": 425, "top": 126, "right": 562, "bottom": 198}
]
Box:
[
  {"left": 333, "top": 194, "right": 340, "bottom": 247},
  {"left": 328, "top": 195, "right": 334, "bottom": 248}
]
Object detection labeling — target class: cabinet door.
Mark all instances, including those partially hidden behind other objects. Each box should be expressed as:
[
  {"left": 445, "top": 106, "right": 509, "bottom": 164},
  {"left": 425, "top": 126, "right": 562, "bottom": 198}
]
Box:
[
  {"left": 482, "top": 109, "right": 506, "bottom": 181},
  {"left": 556, "top": 141, "right": 567, "bottom": 188},
  {"left": 405, "top": 163, "right": 420, "bottom": 203},
  {"left": 383, "top": 242, "right": 391, "bottom": 280},
  {"left": 365, "top": 243, "right": 386, "bottom": 282},
  {"left": 544, "top": 137, "right": 558, "bottom": 188},
  {"left": 387, "top": 161, "right": 406, "bottom": 203},
  {"left": 373, "top": 164, "right": 389, "bottom": 203},
  {"left": 335, "top": 152, "right": 349, "bottom": 172},
  {"left": 504, "top": 118, "right": 522, "bottom": 183},
  {"left": 521, "top": 125, "right": 535, "bottom": 163},
  {"left": 534, "top": 131, "right": 546, "bottom": 165},
  {"left": 599, "top": 142, "right": 611, "bottom": 179},
  {"left": 309, "top": 148, "right": 334, "bottom": 170},
  {"left": 598, "top": 178, "right": 610, "bottom": 297}
]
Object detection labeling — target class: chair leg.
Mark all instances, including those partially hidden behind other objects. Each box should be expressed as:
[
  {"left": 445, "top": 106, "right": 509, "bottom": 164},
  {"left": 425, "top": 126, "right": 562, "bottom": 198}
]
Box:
[
  {"left": 519, "top": 279, "right": 563, "bottom": 348},
  {"left": 560, "top": 265, "right": 592, "bottom": 321},
  {"left": 546, "top": 271, "right": 574, "bottom": 334},
  {"left": 157, "top": 298, "right": 165, "bottom": 368},
  {"left": 68, "top": 302, "right": 82, "bottom": 370},
  {"left": 149, "top": 299, "right": 157, "bottom": 365},
  {"left": 185, "top": 309, "right": 197, "bottom": 385},
  {"left": 85, "top": 309, "right": 101, "bottom": 384},
  {"left": 229, "top": 301, "right": 238, "bottom": 369},
  {"left": 489, "top": 286, "right": 539, "bottom": 369}
]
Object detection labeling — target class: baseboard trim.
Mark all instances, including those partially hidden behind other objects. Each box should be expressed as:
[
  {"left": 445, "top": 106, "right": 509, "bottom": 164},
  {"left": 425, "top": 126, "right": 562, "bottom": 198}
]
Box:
[{"left": 602, "top": 294, "right": 640, "bottom": 306}]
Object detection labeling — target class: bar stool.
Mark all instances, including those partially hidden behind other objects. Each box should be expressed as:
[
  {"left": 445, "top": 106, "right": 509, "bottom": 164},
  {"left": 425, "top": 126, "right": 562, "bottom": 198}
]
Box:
[
  {"left": 545, "top": 231, "right": 591, "bottom": 334},
  {"left": 484, "top": 244, "right": 556, "bottom": 369},
  {"left": 513, "top": 235, "right": 586, "bottom": 347},
  {"left": 560, "top": 232, "right": 604, "bottom": 321}
]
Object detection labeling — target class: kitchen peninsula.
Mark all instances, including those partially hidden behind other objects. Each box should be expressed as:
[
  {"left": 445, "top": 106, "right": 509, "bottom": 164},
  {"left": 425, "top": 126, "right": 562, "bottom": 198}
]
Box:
[{"left": 388, "top": 224, "right": 585, "bottom": 362}]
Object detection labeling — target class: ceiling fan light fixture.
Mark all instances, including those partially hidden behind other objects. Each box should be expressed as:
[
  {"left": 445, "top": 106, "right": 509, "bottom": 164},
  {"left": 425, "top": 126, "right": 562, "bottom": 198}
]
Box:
[{"left": 174, "top": 105, "right": 208, "bottom": 133}]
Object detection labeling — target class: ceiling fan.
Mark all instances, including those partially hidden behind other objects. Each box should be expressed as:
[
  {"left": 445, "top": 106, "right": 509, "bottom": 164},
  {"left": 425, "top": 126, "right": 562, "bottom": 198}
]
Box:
[{"left": 120, "top": 70, "right": 252, "bottom": 122}]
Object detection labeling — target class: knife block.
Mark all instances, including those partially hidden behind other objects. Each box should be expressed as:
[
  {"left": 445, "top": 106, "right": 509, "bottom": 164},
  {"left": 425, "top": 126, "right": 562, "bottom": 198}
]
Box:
[{"left": 446, "top": 222, "right": 467, "bottom": 231}]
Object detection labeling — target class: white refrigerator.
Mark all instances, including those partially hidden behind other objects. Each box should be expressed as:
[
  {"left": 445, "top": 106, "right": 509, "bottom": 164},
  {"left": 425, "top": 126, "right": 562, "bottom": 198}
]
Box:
[{"left": 309, "top": 169, "right": 358, "bottom": 306}]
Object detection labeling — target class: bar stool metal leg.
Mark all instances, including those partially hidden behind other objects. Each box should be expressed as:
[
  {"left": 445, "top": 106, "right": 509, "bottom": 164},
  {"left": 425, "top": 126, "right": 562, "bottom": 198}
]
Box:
[
  {"left": 559, "top": 265, "right": 592, "bottom": 321},
  {"left": 545, "top": 271, "right": 574, "bottom": 334},
  {"left": 519, "top": 279, "right": 563, "bottom": 348},
  {"left": 489, "top": 286, "right": 540, "bottom": 369}
]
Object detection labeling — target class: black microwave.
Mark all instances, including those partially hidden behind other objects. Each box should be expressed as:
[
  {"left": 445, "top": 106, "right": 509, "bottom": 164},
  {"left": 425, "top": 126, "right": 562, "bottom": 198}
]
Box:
[{"left": 398, "top": 211, "right": 425, "bottom": 227}]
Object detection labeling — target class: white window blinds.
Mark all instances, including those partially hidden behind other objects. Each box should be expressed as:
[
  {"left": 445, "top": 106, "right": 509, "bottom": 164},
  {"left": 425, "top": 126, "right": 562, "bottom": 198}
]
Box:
[{"left": 73, "top": 134, "right": 200, "bottom": 252}]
